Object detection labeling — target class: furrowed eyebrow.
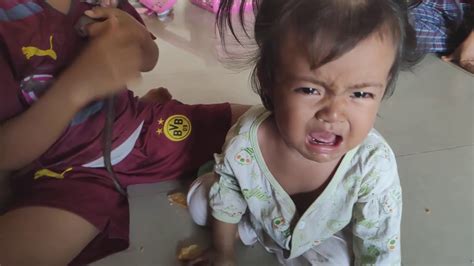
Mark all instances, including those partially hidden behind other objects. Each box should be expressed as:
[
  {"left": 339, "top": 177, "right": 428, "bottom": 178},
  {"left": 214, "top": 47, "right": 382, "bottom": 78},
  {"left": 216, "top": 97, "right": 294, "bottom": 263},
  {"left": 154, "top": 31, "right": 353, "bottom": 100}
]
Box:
[
  {"left": 290, "top": 74, "right": 384, "bottom": 91},
  {"left": 289, "top": 75, "right": 329, "bottom": 88},
  {"left": 348, "top": 82, "right": 384, "bottom": 90}
]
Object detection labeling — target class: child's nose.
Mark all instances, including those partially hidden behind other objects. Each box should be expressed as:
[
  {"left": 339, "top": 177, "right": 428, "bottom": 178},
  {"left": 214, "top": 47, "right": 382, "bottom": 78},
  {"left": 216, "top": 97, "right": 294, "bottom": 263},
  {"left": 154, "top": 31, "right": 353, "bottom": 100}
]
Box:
[{"left": 315, "top": 97, "right": 346, "bottom": 124}]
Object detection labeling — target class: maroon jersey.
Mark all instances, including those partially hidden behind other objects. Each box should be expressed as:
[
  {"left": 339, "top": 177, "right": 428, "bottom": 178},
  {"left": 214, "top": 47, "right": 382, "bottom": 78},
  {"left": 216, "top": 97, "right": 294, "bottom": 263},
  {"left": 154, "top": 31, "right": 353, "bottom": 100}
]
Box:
[
  {"left": 0, "top": 0, "right": 147, "bottom": 168},
  {"left": 1, "top": 2, "right": 234, "bottom": 264}
]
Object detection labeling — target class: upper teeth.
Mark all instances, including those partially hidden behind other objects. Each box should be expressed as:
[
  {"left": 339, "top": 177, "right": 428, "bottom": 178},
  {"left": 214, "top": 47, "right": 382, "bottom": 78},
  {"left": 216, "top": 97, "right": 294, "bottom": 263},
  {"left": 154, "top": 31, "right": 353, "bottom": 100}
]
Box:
[{"left": 312, "top": 138, "right": 331, "bottom": 144}]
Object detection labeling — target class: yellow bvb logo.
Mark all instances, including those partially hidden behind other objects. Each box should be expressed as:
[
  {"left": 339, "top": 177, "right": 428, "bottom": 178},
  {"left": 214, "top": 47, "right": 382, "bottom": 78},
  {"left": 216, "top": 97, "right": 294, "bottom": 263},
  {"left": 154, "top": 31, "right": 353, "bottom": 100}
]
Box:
[{"left": 164, "top": 115, "right": 192, "bottom": 142}]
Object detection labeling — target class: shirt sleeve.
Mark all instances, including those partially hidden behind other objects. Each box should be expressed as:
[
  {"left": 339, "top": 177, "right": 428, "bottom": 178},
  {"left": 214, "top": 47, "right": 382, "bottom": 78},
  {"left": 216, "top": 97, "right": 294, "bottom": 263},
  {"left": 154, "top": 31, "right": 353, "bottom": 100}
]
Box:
[
  {"left": 209, "top": 153, "right": 248, "bottom": 224},
  {"left": 352, "top": 143, "right": 402, "bottom": 266}
]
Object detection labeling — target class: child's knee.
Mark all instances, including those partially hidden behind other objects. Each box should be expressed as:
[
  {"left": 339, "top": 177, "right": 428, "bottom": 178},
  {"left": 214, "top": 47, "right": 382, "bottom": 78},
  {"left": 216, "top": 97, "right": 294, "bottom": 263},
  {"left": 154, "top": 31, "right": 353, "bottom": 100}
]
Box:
[{"left": 187, "top": 173, "right": 218, "bottom": 226}]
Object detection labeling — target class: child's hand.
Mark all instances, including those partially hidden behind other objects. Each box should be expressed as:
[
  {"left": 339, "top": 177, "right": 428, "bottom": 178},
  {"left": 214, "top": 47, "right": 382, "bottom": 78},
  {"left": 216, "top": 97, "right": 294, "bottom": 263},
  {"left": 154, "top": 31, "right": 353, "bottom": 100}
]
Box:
[
  {"left": 187, "top": 248, "right": 236, "bottom": 266},
  {"left": 64, "top": 8, "right": 145, "bottom": 104},
  {"left": 84, "top": 7, "right": 150, "bottom": 45},
  {"left": 442, "top": 31, "right": 474, "bottom": 74},
  {"left": 140, "top": 87, "right": 172, "bottom": 104},
  {"left": 84, "top": 7, "right": 159, "bottom": 72},
  {"left": 100, "top": 0, "right": 120, "bottom": 7},
  {"left": 214, "top": 253, "right": 236, "bottom": 266}
]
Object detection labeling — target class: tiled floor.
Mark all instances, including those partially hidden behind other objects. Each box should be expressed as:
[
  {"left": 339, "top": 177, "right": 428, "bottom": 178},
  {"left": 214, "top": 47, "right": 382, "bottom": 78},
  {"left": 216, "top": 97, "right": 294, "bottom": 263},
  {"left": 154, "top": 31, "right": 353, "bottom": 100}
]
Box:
[{"left": 94, "top": 1, "right": 473, "bottom": 265}]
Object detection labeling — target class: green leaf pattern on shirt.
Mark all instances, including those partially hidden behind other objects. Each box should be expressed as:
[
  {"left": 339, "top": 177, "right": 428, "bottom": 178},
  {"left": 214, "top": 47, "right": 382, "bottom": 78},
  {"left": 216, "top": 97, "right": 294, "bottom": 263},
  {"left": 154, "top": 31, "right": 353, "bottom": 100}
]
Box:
[
  {"left": 359, "top": 171, "right": 381, "bottom": 198},
  {"left": 362, "top": 245, "right": 381, "bottom": 264},
  {"left": 383, "top": 188, "right": 402, "bottom": 214},
  {"left": 242, "top": 187, "right": 271, "bottom": 202},
  {"left": 358, "top": 219, "right": 379, "bottom": 229}
]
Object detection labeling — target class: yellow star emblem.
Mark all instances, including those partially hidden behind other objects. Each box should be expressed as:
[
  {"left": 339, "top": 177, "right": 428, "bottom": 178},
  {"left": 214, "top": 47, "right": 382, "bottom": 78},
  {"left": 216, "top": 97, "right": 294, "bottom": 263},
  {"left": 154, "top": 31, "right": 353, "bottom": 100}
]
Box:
[
  {"left": 158, "top": 118, "right": 164, "bottom": 125},
  {"left": 157, "top": 128, "right": 163, "bottom": 135}
]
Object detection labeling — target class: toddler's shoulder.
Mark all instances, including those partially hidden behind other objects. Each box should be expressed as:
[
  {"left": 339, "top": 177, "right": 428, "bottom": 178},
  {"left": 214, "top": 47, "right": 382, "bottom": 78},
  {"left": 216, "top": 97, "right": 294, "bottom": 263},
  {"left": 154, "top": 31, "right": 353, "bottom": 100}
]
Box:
[
  {"left": 222, "top": 105, "right": 268, "bottom": 149},
  {"left": 358, "top": 129, "right": 395, "bottom": 160},
  {"left": 352, "top": 129, "right": 398, "bottom": 174},
  {"left": 215, "top": 105, "right": 267, "bottom": 167}
]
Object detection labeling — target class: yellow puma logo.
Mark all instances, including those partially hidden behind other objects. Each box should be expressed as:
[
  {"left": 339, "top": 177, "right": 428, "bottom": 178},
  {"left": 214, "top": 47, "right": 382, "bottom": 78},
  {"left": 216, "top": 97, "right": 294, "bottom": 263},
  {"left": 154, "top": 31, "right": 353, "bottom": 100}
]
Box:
[
  {"left": 34, "top": 167, "right": 73, "bottom": 180},
  {"left": 22, "top": 35, "right": 57, "bottom": 60}
]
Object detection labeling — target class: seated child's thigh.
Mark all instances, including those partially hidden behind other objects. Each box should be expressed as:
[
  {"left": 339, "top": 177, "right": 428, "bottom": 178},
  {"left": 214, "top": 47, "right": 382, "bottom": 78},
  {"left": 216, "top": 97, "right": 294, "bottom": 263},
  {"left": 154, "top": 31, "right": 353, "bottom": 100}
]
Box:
[
  {"left": 7, "top": 167, "right": 130, "bottom": 264},
  {"left": 119, "top": 100, "right": 231, "bottom": 183}
]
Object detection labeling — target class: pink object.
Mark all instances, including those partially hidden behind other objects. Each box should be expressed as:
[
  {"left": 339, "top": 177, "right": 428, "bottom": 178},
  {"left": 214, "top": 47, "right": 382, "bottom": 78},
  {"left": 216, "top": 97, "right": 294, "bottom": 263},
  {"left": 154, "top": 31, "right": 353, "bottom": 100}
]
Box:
[
  {"left": 139, "top": 0, "right": 177, "bottom": 16},
  {"left": 190, "top": 0, "right": 252, "bottom": 14}
]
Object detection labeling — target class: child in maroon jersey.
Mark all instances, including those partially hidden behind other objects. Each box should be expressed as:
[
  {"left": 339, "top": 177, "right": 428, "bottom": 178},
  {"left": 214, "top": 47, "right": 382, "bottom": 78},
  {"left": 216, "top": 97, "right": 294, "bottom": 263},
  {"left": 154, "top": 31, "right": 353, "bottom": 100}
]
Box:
[{"left": 0, "top": 0, "right": 247, "bottom": 264}]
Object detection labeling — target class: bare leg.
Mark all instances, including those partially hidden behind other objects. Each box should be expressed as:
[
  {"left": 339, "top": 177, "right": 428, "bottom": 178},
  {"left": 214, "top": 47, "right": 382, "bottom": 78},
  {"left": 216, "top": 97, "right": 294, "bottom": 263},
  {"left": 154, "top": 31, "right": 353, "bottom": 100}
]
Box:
[
  {"left": 187, "top": 172, "right": 219, "bottom": 227},
  {"left": 0, "top": 206, "right": 99, "bottom": 265},
  {"left": 187, "top": 173, "right": 241, "bottom": 240}
]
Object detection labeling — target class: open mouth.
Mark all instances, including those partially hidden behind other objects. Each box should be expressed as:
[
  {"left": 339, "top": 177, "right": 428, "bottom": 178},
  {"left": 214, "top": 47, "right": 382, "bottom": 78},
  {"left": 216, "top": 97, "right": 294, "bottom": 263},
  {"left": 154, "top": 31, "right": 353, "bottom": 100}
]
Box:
[{"left": 307, "top": 131, "right": 343, "bottom": 147}]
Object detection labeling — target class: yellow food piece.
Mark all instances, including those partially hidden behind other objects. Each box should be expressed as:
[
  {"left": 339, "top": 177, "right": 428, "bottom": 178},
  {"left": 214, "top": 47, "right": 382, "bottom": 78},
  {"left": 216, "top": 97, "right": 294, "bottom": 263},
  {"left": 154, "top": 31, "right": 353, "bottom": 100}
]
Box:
[
  {"left": 168, "top": 192, "right": 187, "bottom": 208},
  {"left": 177, "top": 244, "right": 202, "bottom": 261}
]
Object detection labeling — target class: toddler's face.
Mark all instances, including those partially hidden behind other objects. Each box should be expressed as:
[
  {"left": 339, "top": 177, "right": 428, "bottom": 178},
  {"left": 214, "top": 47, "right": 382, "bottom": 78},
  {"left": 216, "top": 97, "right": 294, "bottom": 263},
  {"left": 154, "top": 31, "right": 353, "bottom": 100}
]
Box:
[{"left": 271, "top": 30, "right": 396, "bottom": 163}]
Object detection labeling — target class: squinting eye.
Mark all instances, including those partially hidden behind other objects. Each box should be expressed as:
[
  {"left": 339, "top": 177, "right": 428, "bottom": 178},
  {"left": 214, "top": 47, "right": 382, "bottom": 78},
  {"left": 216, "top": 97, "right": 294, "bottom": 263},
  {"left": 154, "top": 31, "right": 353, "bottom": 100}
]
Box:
[
  {"left": 296, "top": 87, "right": 320, "bottom": 95},
  {"left": 352, "top": 92, "right": 374, "bottom": 99}
]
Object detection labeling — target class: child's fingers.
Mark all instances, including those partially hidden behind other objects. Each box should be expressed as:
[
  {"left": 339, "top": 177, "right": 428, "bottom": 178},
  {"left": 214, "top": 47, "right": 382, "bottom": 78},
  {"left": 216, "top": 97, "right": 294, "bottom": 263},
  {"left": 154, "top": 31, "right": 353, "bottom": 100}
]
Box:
[
  {"left": 75, "top": 15, "right": 99, "bottom": 37},
  {"left": 84, "top": 6, "right": 117, "bottom": 20},
  {"left": 84, "top": 15, "right": 119, "bottom": 37},
  {"left": 100, "top": 0, "right": 111, "bottom": 7},
  {"left": 83, "top": 20, "right": 107, "bottom": 37},
  {"left": 442, "top": 47, "right": 462, "bottom": 63},
  {"left": 441, "top": 54, "right": 454, "bottom": 62},
  {"left": 186, "top": 252, "right": 211, "bottom": 266},
  {"left": 186, "top": 256, "right": 206, "bottom": 266},
  {"left": 100, "top": 0, "right": 119, "bottom": 8}
]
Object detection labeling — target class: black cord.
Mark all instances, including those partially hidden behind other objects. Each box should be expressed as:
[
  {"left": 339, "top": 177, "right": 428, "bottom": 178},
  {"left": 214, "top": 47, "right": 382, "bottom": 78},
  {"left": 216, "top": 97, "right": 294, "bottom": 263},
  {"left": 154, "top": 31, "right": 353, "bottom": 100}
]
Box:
[
  {"left": 74, "top": 0, "right": 128, "bottom": 197},
  {"left": 103, "top": 96, "right": 128, "bottom": 197}
]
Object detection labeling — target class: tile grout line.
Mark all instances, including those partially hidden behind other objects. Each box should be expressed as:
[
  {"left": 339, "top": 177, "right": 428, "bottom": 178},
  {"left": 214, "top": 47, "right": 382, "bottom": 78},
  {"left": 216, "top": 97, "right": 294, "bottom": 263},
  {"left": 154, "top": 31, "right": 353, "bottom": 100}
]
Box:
[{"left": 396, "top": 143, "right": 474, "bottom": 158}]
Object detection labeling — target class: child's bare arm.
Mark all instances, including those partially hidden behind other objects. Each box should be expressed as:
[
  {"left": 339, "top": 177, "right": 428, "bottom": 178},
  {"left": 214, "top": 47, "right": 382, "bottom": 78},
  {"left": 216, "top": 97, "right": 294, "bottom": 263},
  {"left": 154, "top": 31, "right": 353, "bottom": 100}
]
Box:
[
  {"left": 212, "top": 218, "right": 238, "bottom": 259},
  {"left": 190, "top": 218, "right": 238, "bottom": 266},
  {"left": 0, "top": 13, "right": 146, "bottom": 171}
]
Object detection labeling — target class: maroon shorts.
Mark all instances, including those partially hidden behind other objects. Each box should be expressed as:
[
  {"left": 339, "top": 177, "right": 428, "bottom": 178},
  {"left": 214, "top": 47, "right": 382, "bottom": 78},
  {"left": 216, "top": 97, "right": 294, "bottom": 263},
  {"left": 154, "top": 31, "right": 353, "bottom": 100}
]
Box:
[{"left": 8, "top": 100, "right": 231, "bottom": 264}]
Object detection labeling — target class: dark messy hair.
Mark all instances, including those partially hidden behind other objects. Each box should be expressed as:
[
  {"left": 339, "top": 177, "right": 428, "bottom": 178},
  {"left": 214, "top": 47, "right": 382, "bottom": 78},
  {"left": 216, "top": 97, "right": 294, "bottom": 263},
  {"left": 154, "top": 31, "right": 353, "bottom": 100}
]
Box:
[{"left": 217, "top": 0, "right": 421, "bottom": 110}]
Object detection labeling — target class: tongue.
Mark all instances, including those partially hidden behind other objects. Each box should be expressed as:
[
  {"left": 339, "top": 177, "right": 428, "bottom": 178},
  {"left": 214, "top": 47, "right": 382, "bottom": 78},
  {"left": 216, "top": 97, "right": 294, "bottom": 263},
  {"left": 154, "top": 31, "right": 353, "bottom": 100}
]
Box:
[{"left": 310, "top": 132, "right": 336, "bottom": 143}]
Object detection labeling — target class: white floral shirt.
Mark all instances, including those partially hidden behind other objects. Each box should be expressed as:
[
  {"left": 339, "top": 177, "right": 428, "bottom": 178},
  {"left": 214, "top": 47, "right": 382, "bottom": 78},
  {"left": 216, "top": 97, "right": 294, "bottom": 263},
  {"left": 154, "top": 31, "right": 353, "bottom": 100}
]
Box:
[{"left": 209, "top": 106, "right": 402, "bottom": 265}]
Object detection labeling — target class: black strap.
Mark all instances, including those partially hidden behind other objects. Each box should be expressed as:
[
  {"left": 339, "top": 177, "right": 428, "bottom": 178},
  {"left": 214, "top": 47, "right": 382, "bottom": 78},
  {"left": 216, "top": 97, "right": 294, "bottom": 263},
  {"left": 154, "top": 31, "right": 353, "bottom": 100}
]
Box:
[{"left": 103, "top": 96, "right": 128, "bottom": 197}]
